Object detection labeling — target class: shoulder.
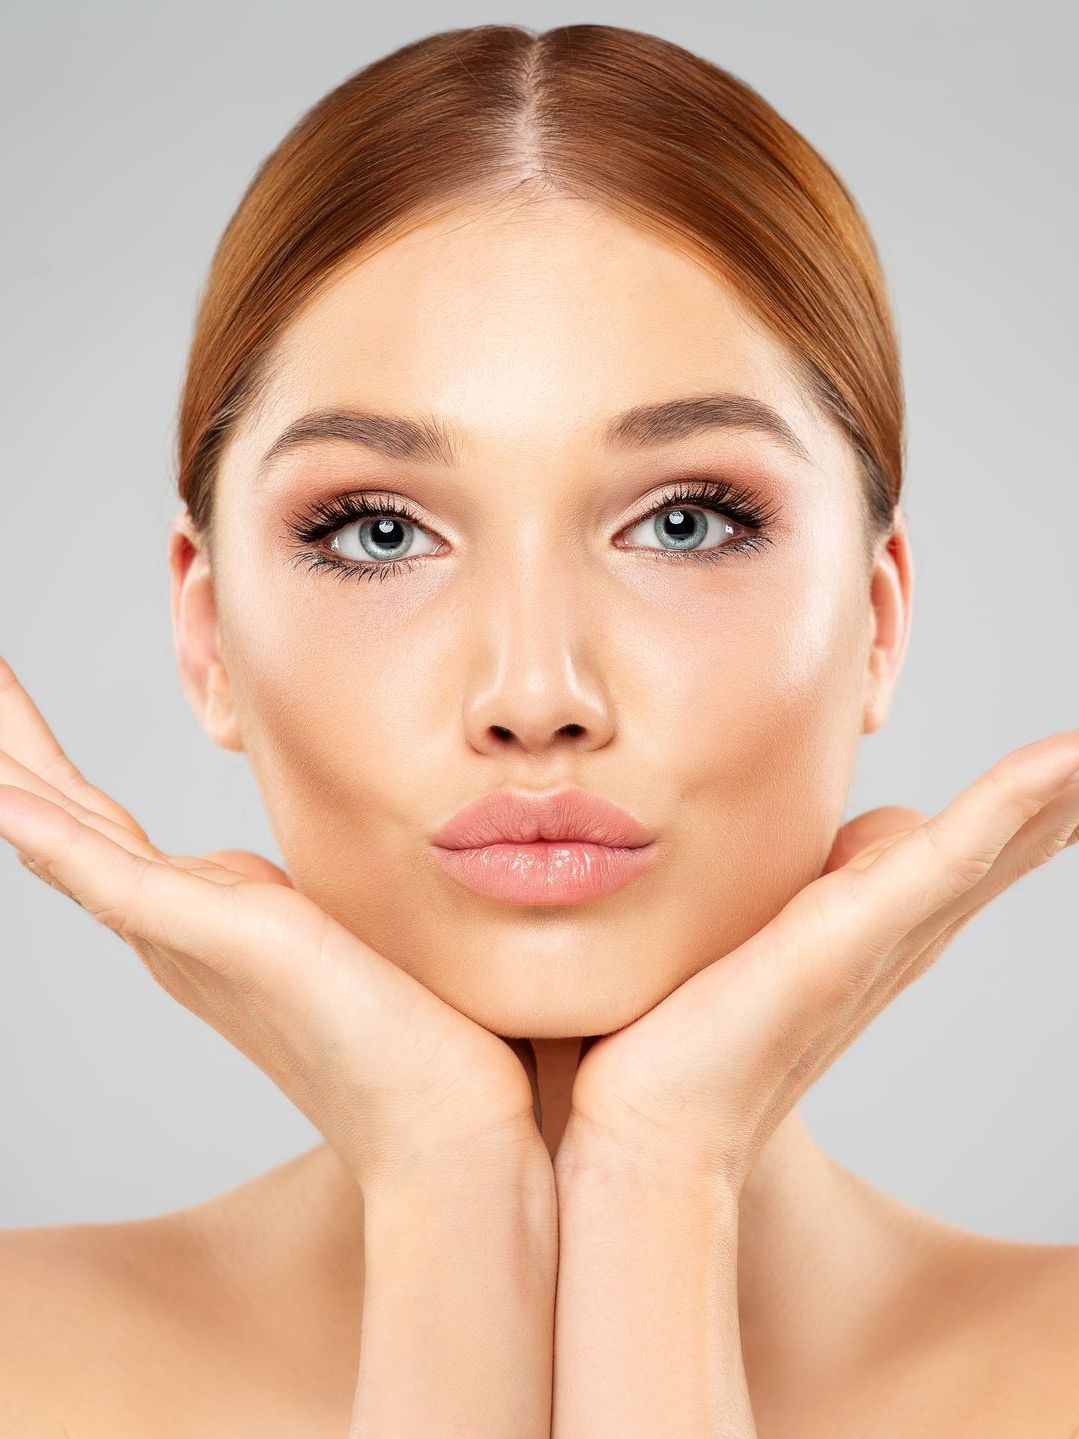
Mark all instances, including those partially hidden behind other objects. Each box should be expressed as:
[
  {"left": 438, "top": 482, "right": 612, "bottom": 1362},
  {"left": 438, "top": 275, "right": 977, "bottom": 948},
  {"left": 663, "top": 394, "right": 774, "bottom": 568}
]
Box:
[
  {"left": 848, "top": 1167, "right": 1079, "bottom": 1382},
  {"left": 0, "top": 1213, "right": 215, "bottom": 1434},
  {"left": 939, "top": 1232, "right": 1079, "bottom": 1339},
  {"left": 990, "top": 1238, "right": 1079, "bottom": 1363},
  {"left": 899, "top": 1233, "right": 1079, "bottom": 1431}
]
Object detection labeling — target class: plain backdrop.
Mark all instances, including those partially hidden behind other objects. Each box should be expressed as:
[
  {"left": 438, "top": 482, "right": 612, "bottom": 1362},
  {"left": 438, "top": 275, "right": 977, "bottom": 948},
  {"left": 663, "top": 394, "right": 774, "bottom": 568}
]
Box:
[{"left": 1, "top": 0, "right": 1076, "bottom": 1238}]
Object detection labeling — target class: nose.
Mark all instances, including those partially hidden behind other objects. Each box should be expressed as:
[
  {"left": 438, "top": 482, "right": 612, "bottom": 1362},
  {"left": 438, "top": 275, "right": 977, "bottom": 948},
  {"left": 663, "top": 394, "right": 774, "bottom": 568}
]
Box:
[{"left": 461, "top": 550, "right": 616, "bottom": 758}]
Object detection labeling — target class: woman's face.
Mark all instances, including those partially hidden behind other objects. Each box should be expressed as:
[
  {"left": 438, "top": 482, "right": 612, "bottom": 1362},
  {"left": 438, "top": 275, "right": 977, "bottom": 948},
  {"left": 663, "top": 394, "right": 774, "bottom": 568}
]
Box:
[{"left": 175, "top": 195, "right": 905, "bottom": 1038}]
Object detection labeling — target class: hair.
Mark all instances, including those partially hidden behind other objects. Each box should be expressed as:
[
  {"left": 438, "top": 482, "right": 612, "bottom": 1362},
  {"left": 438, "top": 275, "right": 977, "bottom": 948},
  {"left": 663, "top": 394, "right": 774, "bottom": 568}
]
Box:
[{"left": 175, "top": 23, "right": 904, "bottom": 568}]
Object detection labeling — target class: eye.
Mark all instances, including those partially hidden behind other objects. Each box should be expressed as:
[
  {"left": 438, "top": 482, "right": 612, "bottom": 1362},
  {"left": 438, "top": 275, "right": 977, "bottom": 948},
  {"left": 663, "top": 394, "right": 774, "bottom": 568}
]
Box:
[
  {"left": 623, "top": 504, "right": 737, "bottom": 554},
  {"left": 618, "top": 477, "right": 780, "bottom": 562},
  {"left": 326, "top": 509, "right": 440, "bottom": 564},
  {"left": 282, "top": 474, "right": 781, "bottom": 587},
  {"left": 282, "top": 491, "right": 443, "bottom": 584}
]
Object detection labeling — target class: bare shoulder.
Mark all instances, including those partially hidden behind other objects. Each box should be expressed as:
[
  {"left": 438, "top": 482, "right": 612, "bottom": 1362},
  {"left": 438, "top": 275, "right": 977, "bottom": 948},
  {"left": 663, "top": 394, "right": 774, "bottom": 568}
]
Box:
[
  {"left": 0, "top": 1154, "right": 363, "bottom": 1437},
  {"left": 0, "top": 1213, "right": 202, "bottom": 1434},
  {"left": 884, "top": 1231, "right": 1079, "bottom": 1434},
  {"left": 984, "top": 1235, "right": 1079, "bottom": 1359},
  {"left": 940, "top": 1231, "right": 1079, "bottom": 1343}
]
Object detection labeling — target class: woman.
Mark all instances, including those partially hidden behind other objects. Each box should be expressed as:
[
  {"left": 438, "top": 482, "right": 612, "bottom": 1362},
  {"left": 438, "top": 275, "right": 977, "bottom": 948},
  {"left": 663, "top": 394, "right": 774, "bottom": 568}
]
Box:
[{"left": 1, "top": 21, "right": 1077, "bottom": 1437}]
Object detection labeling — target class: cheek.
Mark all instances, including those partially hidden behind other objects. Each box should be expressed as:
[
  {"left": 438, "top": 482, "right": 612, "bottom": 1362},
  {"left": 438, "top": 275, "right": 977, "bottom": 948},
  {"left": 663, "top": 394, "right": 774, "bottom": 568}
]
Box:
[
  {"left": 648, "top": 566, "right": 867, "bottom": 945},
  {"left": 220, "top": 586, "right": 420, "bottom": 861},
  {"left": 648, "top": 557, "right": 864, "bottom": 767}
]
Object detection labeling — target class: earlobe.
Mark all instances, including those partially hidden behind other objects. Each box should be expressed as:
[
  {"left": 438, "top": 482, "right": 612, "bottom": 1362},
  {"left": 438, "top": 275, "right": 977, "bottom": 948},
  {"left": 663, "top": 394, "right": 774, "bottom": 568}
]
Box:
[
  {"left": 167, "top": 509, "right": 244, "bottom": 752},
  {"left": 861, "top": 691, "right": 882, "bottom": 735}
]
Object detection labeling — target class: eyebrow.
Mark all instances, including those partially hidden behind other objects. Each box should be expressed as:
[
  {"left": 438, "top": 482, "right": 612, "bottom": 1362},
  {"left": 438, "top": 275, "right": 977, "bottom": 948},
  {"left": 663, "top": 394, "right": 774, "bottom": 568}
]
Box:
[{"left": 256, "top": 391, "right": 812, "bottom": 479}]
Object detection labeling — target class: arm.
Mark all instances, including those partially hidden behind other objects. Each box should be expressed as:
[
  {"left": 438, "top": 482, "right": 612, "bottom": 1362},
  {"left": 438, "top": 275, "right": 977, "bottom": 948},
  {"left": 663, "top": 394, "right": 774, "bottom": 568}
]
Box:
[
  {"left": 548, "top": 735, "right": 1079, "bottom": 1436},
  {"left": 551, "top": 1119, "right": 756, "bottom": 1439},
  {"left": 349, "top": 1138, "right": 559, "bottom": 1439}
]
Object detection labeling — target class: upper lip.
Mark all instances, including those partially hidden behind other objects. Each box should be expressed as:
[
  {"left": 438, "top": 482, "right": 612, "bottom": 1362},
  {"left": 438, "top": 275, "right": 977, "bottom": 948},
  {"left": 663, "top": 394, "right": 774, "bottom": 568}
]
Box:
[{"left": 431, "top": 785, "right": 655, "bottom": 850}]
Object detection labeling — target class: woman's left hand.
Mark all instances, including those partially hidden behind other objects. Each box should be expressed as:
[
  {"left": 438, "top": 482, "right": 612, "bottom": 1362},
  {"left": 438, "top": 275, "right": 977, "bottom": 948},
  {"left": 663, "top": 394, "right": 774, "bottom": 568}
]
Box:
[{"left": 558, "top": 727, "right": 1079, "bottom": 1193}]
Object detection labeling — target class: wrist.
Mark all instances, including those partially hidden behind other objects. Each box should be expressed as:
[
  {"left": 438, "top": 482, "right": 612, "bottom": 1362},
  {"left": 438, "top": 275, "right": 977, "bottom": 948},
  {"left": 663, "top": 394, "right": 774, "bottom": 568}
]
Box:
[
  {"left": 554, "top": 1108, "right": 742, "bottom": 1212},
  {"left": 361, "top": 1127, "right": 557, "bottom": 1219},
  {"left": 362, "top": 1140, "right": 559, "bottom": 1289}
]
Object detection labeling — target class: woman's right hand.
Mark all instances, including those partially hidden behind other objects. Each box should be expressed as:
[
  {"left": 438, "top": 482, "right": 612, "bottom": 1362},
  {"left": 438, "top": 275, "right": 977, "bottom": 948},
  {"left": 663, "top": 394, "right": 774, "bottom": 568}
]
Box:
[{"left": 0, "top": 655, "right": 543, "bottom": 1191}]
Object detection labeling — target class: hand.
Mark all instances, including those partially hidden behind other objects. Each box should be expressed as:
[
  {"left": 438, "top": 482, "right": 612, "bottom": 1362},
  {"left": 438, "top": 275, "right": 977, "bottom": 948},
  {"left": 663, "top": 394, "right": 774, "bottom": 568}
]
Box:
[
  {"left": 560, "top": 727, "right": 1079, "bottom": 1193},
  {"left": 0, "top": 656, "right": 544, "bottom": 1189}
]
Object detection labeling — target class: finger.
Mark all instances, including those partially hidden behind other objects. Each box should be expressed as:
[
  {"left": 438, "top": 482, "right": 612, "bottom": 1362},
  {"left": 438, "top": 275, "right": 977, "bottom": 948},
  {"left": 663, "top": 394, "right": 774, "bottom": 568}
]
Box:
[
  {"left": 102, "top": 848, "right": 294, "bottom": 890},
  {"left": 779, "top": 758, "right": 1079, "bottom": 1095},
  {"left": 860, "top": 774, "right": 1079, "bottom": 1011},
  {"left": 0, "top": 746, "right": 159, "bottom": 862},
  {"left": 841, "top": 731, "right": 1079, "bottom": 952},
  {"left": 0, "top": 784, "right": 250, "bottom": 959},
  {"left": 0, "top": 781, "right": 438, "bottom": 1083},
  {"left": 0, "top": 656, "right": 149, "bottom": 842},
  {"left": 199, "top": 849, "right": 295, "bottom": 887},
  {"left": 749, "top": 732, "right": 1079, "bottom": 1049},
  {"left": 805, "top": 891, "right": 1007, "bottom": 1095},
  {"left": 821, "top": 806, "right": 927, "bottom": 875}
]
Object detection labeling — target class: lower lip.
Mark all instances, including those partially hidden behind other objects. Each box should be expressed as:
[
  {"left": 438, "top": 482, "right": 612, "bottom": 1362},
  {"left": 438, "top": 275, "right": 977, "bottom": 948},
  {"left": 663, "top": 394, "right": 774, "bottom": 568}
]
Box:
[{"left": 432, "top": 840, "right": 659, "bottom": 905}]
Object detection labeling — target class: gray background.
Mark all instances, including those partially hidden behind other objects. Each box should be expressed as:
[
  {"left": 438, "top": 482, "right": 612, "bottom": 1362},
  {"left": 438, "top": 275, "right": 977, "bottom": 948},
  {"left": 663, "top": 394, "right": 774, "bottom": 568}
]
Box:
[{"left": 1, "top": 0, "right": 1076, "bottom": 1238}]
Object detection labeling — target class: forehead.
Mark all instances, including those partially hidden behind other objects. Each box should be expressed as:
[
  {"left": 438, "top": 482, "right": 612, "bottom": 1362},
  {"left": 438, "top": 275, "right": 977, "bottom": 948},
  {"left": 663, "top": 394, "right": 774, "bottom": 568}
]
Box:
[{"left": 231, "top": 196, "right": 843, "bottom": 477}]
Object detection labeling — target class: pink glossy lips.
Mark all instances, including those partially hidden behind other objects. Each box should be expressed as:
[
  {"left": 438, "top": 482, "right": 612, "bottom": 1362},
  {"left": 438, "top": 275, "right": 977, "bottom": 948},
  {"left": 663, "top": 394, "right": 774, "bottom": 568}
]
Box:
[{"left": 430, "top": 785, "right": 659, "bottom": 905}]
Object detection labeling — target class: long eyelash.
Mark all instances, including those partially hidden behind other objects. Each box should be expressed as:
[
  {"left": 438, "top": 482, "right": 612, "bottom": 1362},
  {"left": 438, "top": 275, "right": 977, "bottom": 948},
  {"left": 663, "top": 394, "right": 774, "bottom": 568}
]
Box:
[
  {"left": 631, "top": 476, "right": 781, "bottom": 566},
  {"left": 283, "top": 492, "right": 432, "bottom": 585},
  {"left": 283, "top": 476, "right": 782, "bottom": 585}
]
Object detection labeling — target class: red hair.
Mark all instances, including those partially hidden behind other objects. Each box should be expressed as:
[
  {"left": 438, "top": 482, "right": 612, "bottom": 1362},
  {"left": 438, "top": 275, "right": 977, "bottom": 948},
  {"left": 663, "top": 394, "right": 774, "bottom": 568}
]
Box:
[{"left": 175, "top": 23, "right": 904, "bottom": 561}]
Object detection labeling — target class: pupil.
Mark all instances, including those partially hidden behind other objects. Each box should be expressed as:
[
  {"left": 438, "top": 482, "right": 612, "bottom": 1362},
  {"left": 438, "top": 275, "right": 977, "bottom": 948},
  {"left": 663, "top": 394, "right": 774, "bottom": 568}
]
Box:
[
  {"left": 363, "top": 517, "right": 408, "bottom": 557},
  {"left": 657, "top": 507, "right": 706, "bottom": 549}
]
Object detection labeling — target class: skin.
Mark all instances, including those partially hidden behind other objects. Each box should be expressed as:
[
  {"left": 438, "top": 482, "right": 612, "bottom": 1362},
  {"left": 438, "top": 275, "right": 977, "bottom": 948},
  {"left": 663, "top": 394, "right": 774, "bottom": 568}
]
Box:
[{"left": 3, "top": 193, "right": 1079, "bottom": 1435}]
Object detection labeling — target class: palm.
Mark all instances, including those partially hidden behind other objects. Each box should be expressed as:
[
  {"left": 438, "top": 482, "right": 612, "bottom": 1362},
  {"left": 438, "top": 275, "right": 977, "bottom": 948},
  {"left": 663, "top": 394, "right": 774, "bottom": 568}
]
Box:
[
  {"left": 154, "top": 848, "right": 541, "bottom": 1147},
  {"left": 566, "top": 805, "right": 928, "bottom": 1163},
  {"left": 0, "top": 657, "right": 541, "bottom": 1179},
  {"left": 565, "top": 725, "right": 1079, "bottom": 1189}
]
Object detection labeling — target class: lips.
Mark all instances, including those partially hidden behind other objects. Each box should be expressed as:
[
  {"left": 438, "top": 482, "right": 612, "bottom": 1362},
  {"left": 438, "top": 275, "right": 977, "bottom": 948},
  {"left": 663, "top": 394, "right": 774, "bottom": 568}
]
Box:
[
  {"left": 429, "top": 786, "right": 659, "bottom": 906},
  {"left": 430, "top": 785, "right": 655, "bottom": 850}
]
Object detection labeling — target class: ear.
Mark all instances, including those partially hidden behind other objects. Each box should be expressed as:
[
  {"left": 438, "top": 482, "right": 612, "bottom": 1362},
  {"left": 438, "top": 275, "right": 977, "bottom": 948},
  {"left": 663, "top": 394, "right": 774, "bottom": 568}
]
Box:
[
  {"left": 862, "top": 504, "right": 914, "bottom": 735},
  {"left": 167, "top": 508, "right": 244, "bottom": 752}
]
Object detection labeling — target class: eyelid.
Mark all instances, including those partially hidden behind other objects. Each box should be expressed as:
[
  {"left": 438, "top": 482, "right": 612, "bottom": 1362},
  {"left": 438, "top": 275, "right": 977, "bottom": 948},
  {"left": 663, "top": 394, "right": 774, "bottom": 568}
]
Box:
[
  {"left": 620, "top": 475, "right": 780, "bottom": 532},
  {"left": 283, "top": 472, "right": 781, "bottom": 578},
  {"left": 283, "top": 489, "right": 446, "bottom": 548}
]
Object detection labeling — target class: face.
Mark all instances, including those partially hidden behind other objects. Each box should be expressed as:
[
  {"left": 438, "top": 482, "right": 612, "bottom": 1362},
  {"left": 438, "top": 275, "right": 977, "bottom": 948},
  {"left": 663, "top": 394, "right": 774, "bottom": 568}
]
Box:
[{"left": 171, "top": 194, "right": 909, "bottom": 1038}]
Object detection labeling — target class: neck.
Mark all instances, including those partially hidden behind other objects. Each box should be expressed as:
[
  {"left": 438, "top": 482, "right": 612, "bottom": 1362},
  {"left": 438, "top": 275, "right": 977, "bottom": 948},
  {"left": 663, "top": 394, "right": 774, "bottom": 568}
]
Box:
[
  {"left": 528, "top": 1033, "right": 911, "bottom": 1389},
  {"left": 281, "top": 1031, "right": 923, "bottom": 1404},
  {"left": 530, "top": 1036, "right": 585, "bottom": 1159}
]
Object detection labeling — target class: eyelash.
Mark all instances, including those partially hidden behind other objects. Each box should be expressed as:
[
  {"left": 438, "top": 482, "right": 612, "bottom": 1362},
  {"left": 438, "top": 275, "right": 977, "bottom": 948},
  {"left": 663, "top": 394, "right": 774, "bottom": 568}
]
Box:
[{"left": 282, "top": 477, "right": 781, "bottom": 586}]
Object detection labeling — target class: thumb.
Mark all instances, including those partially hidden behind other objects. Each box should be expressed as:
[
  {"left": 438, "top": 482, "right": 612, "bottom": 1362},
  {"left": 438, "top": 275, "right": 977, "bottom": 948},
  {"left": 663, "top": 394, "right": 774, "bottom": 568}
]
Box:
[
  {"left": 821, "top": 806, "right": 928, "bottom": 875},
  {"left": 200, "top": 848, "right": 295, "bottom": 887}
]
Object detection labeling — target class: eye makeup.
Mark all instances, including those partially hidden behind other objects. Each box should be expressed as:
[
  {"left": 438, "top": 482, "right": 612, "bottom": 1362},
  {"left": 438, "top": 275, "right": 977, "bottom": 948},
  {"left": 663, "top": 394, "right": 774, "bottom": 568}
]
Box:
[{"left": 280, "top": 473, "right": 782, "bottom": 586}]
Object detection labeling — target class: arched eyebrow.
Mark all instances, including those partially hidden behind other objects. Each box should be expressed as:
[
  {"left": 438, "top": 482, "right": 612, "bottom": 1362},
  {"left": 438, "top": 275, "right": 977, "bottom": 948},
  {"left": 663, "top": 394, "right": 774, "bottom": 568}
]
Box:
[{"left": 256, "top": 391, "right": 812, "bottom": 480}]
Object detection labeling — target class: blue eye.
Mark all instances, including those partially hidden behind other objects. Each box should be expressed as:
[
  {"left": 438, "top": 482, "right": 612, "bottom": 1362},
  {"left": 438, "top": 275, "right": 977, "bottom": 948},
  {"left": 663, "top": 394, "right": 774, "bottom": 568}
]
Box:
[
  {"left": 328, "top": 512, "right": 440, "bottom": 564},
  {"left": 623, "top": 503, "right": 740, "bottom": 554},
  {"left": 617, "top": 477, "right": 780, "bottom": 565},
  {"left": 283, "top": 475, "right": 779, "bottom": 585},
  {"left": 283, "top": 492, "right": 442, "bottom": 584}
]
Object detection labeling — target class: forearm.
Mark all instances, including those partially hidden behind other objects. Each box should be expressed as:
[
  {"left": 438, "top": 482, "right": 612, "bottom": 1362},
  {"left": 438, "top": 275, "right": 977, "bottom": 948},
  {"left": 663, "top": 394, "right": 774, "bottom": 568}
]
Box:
[
  {"left": 552, "top": 1120, "right": 756, "bottom": 1439},
  {"left": 348, "top": 1140, "right": 558, "bottom": 1439}
]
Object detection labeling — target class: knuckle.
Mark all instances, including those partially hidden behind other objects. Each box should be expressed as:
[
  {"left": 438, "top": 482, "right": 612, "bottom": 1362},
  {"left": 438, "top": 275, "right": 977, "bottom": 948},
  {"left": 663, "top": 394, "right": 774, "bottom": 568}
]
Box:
[
  {"left": 917, "top": 818, "right": 994, "bottom": 899},
  {"left": 39, "top": 750, "right": 84, "bottom": 791},
  {"left": 93, "top": 852, "right": 155, "bottom": 938},
  {"left": 795, "top": 881, "right": 876, "bottom": 1010},
  {"left": 1032, "top": 821, "right": 1078, "bottom": 868}
]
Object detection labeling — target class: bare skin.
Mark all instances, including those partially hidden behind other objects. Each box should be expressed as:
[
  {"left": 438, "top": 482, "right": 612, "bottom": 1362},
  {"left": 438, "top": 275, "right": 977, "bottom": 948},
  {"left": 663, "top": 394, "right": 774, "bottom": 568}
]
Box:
[
  {"left": 3, "top": 193, "right": 1079, "bottom": 1433},
  {"left": 4, "top": 1097, "right": 1079, "bottom": 1435}
]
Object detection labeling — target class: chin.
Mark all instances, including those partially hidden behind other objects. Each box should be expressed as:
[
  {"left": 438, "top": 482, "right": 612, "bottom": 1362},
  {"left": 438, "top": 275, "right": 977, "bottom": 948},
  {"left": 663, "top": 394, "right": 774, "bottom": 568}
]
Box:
[{"left": 400, "top": 953, "right": 669, "bottom": 1040}]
